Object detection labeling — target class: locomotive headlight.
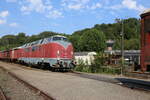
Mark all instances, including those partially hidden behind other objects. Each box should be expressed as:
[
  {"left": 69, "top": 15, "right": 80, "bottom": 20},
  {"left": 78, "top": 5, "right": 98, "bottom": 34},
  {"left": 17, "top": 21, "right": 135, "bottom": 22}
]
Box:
[
  {"left": 57, "top": 50, "right": 60, "bottom": 55},
  {"left": 71, "top": 51, "right": 73, "bottom": 55},
  {"left": 57, "top": 50, "right": 60, "bottom": 60}
]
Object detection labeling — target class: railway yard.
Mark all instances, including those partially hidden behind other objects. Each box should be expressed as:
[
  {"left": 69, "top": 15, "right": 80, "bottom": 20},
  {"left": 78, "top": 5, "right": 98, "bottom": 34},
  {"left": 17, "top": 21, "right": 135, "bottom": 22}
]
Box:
[{"left": 0, "top": 61, "right": 149, "bottom": 100}]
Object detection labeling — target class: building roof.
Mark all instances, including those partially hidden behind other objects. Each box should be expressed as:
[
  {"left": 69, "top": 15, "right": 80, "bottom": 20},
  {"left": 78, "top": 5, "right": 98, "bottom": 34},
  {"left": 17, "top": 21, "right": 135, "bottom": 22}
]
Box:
[
  {"left": 74, "top": 52, "right": 96, "bottom": 56},
  {"left": 75, "top": 50, "right": 140, "bottom": 56},
  {"left": 74, "top": 52, "right": 90, "bottom": 56},
  {"left": 140, "top": 8, "right": 150, "bottom": 18},
  {"left": 105, "top": 50, "right": 140, "bottom": 56}
]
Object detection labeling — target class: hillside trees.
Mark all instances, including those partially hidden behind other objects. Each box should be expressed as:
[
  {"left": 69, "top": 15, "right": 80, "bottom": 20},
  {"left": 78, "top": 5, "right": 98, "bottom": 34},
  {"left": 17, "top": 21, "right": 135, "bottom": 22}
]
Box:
[
  {"left": 16, "top": 33, "right": 27, "bottom": 45},
  {"left": 0, "top": 35, "right": 17, "bottom": 50},
  {"left": 93, "top": 18, "right": 140, "bottom": 50},
  {"left": 0, "top": 18, "right": 141, "bottom": 51}
]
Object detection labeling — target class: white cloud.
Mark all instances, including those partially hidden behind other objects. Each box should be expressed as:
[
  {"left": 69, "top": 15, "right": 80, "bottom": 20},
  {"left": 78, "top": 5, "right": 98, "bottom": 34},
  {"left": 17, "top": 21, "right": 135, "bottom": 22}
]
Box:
[
  {"left": 47, "top": 10, "right": 63, "bottom": 19},
  {"left": 122, "top": 0, "right": 136, "bottom": 9},
  {"left": 20, "top": 0, "right": 53, "bottom": 14},
  {"left": 109, "top": 4, "right": 123, "bottom": 10},
  {"left": 9, "top": 22, "right": 18, "bottom": 27},
  {"left": 0, "top": 11, "right": 9, "bottom": 25},
  {"left": 122, "top": 0, "right": 146, "bottom": 12},
  {"left": 0, "top": 11, "right": 9, "bottom": 18},
  {"left": 68, "top": 4, "right": 82, "bottom": 10},
  {"left": 20, "top": 0, "right": 64, "bottom": 19},
  {"left": 6, "top": 0, "right": 17, "bottom": 2},
  {"left": 62, "top": 0, "right": 90, "bottom": 10},
  {"left": 109, "top": 0, "right": 146, "bottom": 13},
  {"left": 90, "top": 3, "right": 102, "bottom": 10},
  {"left": 0, "top": 19, "right": 6, "bottom": 24},
  {"left": 62, "top": 0, "right": 102, "bottom": 11}
]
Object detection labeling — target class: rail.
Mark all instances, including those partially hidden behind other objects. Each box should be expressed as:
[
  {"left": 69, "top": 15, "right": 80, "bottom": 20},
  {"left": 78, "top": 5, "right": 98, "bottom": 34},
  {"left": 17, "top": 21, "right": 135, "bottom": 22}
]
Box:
[
  {"left": 0, "top": 66, "right": 55, "bottom": 100},
  {"left": 0, "top": 87, "right": 7, "bottom": 100}
]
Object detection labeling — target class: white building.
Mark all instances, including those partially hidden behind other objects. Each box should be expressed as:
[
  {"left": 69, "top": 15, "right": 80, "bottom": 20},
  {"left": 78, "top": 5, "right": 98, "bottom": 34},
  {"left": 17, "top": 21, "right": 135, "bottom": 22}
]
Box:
[{"left": 74, "top": 52, "right": 97, "bottom": 65}]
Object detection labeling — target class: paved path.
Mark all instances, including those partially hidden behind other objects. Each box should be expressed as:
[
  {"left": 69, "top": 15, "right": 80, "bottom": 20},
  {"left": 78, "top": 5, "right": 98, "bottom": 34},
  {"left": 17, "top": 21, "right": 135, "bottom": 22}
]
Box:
[{"left": 0, "top": 61, "right": 150, "bottom": 100}]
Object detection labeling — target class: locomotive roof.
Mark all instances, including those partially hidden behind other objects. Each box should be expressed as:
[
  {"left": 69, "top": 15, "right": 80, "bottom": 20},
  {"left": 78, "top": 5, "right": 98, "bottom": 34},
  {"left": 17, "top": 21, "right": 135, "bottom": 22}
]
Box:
[
  {"left": 20, "top": 35, "right": 67, "bottom": 48},
  {"left": 140, "top": 8, "right": 150, "bottom": 18},
  {"left": 52, "top": 35, "right": 66, "bottom": 38}
]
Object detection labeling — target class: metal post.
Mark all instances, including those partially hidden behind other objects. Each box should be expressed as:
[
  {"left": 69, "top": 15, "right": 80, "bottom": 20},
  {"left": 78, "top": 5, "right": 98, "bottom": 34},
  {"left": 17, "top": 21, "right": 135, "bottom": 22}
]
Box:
[
  {"left": 121, "top": 20, "right": 124, "bottom": 76},
  {"left": 115, "top": 18, "right": 124, "bottom": 75}
]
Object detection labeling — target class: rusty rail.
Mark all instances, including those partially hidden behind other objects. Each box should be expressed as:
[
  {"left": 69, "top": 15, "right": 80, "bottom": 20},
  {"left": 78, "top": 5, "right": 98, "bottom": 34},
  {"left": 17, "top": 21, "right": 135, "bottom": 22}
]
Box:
[
  {"left": 0, "top": 87, "right": 7, "bottom": 100},
  {"left": 0, "top": 66, "right": 55, "bottom": 100}
]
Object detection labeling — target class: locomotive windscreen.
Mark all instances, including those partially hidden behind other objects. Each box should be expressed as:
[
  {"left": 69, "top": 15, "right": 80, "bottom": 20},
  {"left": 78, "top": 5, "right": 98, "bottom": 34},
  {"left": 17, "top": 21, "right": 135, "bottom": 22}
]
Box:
[
  {"left": 63, "top": 38, "right": 68, "bottom": 41},
  {"left": 53, "top": 37, "right": 62, "bottom": 41},
  {"left": 144, "top": 18, "right": 150, "bottom": 33},
  {"left": 53, "top": 36, "right": 68, "bottom": 41}
]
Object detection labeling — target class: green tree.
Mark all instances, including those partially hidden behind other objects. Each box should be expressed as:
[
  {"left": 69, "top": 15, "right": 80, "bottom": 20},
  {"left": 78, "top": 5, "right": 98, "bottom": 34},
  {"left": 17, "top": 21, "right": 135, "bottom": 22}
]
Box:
[
  {"left": 39, "top": 31, "right": 58, "bottom": 39},
  {"left": 124, "top": 38, "right": 140, "bottom": 50},
  {"left": 69, "top": 34, "right": 81, "bottom": 51},
  {"left": 16, "top": 33, "right": 27, "bottom": 45},
  {"left": 79, "top": 29, "right": 106, "bottom": 52}
]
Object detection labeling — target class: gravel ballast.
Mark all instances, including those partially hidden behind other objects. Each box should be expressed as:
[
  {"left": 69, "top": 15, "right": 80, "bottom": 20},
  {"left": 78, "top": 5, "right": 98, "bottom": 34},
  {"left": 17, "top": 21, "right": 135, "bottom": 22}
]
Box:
[
  {"left": 0, "top": 68, "right": 44, "bottom": 100},
  {"left": 0, "top": 61, "right": 150, "bottom": 100}
]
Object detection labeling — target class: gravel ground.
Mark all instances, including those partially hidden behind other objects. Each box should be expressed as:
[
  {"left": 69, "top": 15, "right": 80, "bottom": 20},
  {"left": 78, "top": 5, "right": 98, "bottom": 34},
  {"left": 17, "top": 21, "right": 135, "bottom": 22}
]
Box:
[
  {"left": 0, "top": 68, "right": 44, "bottom": 100},
  {"left": 0, "top": 61, "right": 150, "bottom": 100}
]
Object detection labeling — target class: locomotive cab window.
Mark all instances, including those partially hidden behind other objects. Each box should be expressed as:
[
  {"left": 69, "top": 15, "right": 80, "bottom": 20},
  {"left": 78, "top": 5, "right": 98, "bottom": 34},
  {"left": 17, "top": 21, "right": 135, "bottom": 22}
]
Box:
[
  {"left": 63, "top": 37, "right": 68, "bottom": 41},
  {"left": 53, "top": 36, "right": 68, "bottom": 41},
  {"left": 144, "top": 18, "right": 150, "bottom": 33},
  {"left": 53, "top": 37, "right": 62, "bottom": 41}
]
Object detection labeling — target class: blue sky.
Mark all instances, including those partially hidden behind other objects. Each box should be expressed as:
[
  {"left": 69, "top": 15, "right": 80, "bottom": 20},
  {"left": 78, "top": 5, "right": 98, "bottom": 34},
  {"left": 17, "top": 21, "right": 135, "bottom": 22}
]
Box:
[{"left": 0, "top": 0, "right": 149, "bottom": 37}]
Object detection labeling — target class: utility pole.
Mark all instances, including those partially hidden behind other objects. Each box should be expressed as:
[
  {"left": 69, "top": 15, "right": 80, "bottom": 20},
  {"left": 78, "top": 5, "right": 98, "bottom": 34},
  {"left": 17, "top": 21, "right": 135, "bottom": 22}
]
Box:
[
  {"left": 120, "top": 20, "right": 124, "bottom": 76},
  {"left": 115, "top": 18, "right": 125, "bottom": 75}
]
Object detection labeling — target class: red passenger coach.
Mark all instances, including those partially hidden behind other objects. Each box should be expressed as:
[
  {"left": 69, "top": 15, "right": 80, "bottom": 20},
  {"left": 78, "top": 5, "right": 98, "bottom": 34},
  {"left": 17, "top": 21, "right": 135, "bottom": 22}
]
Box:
[
  {"left": 0, "top": 51, "right": 2, "bottom": 59},
  {"left": 140, "top": 9, "right": 150, "bottom": 72}
]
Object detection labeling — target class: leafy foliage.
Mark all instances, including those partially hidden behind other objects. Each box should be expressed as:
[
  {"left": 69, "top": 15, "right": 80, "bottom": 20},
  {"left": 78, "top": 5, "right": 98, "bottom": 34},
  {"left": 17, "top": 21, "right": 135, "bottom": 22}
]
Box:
[
  {"left": 0, "top": 18, "right": 140, "bottom": 51},
  {"left": 79, "top": 29, "right": 106, "bottom": 52},
  {"left": 70, "top": 18, "right": 140, "bottom": 51},
  {"left": 74, "top": 53, "right": 121, "bottom": 74}
]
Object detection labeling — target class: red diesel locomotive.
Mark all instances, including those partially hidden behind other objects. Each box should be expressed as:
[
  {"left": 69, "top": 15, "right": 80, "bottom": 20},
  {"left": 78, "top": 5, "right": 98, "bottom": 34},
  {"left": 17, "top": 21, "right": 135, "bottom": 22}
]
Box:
[
  {"left": 0, "top": 35, "right": 75, "bottom": 70},
  {"left": 140, "top": 9, "right": 150, "bottom": 72}
]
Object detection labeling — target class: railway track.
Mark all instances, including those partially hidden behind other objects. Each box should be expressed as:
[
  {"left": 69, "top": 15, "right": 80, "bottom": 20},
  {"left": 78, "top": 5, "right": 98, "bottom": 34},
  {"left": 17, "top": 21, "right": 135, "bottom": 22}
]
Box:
[
  {"left": 0, "top": 87, "right": 7, "bottom": 100},
  {"left": 1, "top": 61, "right": 150, "bottom": 93},
  {"left": 0, "top": 66, "right": 55, "bottom": 100}
]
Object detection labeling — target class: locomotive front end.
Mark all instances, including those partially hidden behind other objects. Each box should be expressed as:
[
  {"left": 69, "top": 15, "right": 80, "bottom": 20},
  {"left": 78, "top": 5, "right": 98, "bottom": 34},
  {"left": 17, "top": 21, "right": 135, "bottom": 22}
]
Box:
[{"left": 50, "top": 35, "right": 76, "bottom": 70}]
